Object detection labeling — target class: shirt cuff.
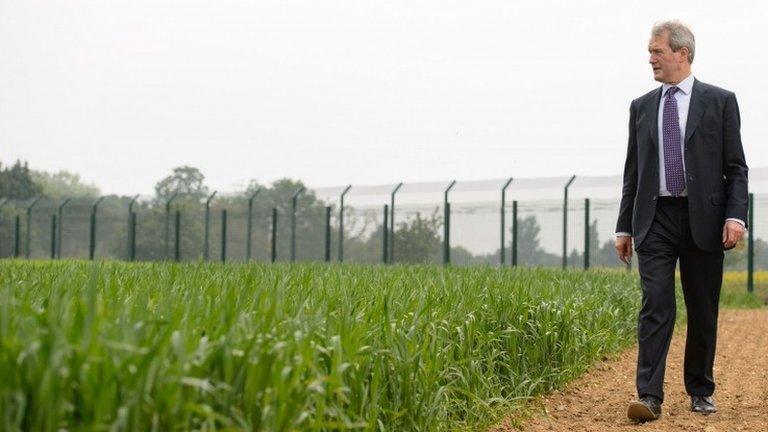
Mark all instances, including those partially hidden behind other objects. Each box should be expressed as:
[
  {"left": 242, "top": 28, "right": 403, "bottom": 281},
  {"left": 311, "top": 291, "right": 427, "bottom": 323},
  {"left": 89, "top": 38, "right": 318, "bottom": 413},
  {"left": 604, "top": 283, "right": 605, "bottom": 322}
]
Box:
[
  {"left": 615, "top": 232, "right": 632, "bottom": 237},
  {"left": 725, "top": 218, "right": 746, "bottom": 228}
]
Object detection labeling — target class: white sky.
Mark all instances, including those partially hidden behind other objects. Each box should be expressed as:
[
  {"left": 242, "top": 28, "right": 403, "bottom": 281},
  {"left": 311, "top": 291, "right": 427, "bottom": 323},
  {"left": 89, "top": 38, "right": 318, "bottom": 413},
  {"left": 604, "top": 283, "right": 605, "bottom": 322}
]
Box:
[{"left": 1, "top": 0, "right": 767, "bottom": 196}]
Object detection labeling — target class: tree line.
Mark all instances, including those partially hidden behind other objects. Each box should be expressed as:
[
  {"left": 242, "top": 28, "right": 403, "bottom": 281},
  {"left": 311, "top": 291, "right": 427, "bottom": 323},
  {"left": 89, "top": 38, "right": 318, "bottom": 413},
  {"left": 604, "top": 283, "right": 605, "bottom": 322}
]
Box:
[{"left": 0, "top": 160, "right": 757, "bottom": 269}]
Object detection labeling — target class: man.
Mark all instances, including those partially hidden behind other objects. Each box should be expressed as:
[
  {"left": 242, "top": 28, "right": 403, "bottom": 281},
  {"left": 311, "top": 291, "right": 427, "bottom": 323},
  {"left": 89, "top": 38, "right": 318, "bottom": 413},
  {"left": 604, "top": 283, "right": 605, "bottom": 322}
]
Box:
[{"left": 615, "top": 20, "right": 748, "bottom": 422}]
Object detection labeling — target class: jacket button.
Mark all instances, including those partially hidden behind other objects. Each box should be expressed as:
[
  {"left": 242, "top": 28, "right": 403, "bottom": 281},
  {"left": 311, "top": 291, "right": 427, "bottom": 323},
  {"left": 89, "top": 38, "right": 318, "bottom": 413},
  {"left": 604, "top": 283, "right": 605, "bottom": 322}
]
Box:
[{"left": 653, "top": 196, "right": 657, "bottom": 201}]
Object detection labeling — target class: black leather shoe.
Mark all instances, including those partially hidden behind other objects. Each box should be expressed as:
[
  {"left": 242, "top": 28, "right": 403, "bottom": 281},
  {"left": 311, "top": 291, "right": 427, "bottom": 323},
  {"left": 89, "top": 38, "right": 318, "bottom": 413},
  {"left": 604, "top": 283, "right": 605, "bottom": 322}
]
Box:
[
  {"left": 691, "top": 396, "right": 717, "bottom": 414},
  {"left": 627, "top": 395, "right": 662, "bottom": 422}
]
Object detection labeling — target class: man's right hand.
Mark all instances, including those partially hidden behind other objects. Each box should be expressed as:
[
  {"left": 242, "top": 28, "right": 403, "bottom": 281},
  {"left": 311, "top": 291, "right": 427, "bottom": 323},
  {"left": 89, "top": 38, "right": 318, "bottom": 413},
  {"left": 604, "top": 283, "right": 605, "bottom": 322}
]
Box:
[{"left": 615, "top": 236, "right": 633, "bottom": 265}]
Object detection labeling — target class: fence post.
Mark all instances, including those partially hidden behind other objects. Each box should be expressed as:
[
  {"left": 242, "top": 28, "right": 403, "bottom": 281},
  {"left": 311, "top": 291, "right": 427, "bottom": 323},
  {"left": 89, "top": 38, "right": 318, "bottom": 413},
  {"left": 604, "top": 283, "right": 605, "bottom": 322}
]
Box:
[
  {"left": 562, "top": 175, "right": 576, "bottom": 269},
  {"left": 130, "top": 211, "right": 137, "bottom": 262},
  {"left": 89, "top": 196, "right": 105, "bottom": 260},
  {"left": 584, "top": 198, "right": 590, "bottom": 270},
  {"left": 271, "top": 207, "right": 277, "bottom": 263},
  {"left": 247, "top": 189, "right": 260, "bottom": 261},
  {"left": 0, "top": 199, "right": 7, "bottom": 258},
  {"left": 324, "top": 205, "right": 331, "bottom": 263},
  {"left": 390, "top": 182, "right": 403, "bottom": 263},
  {"left": 443, "top": 180, "right": 457, "bottom": 266},
  {"left": 290, "top": 187, "right": 305, "bottom": 262},
  {"left": 748, "top": 192, "right": 754, "bottom": 293},
  {"left": 512, "top": 200, "right": 518, "bottom": 267},
  {"left": 204, "top": 191, "right": 217, "bottom": 262},
  {"left": 14, "top": 215, "right": 21, "bottom": 258},
  {"left": 221, "top": 209, "right": 227, "bottom": 262},
  {"left": 338, "top": 185, "right": 352, "bottom": 262},
  {"left": 57, "top": 198, "right": 71, "bottom": 259},
  {"left": 383, "top": 204, "right": 389, "bottom": 264},
  {"left": 26, "top": 197, "right": 41, "bottom": 259},
  {"left": 165, "top": 192, "right": 179, "bottom": 260},
  {"left": 50, "top": 214, "right": 57, "bottom": 259},
  {"left": 174, "top": 209, "right": 181, "bottom": 262},
  {"left": 500, "top": 177, "right": 513, "bottom": 266},
  {"left": 127, "top": 195, "right": 139, "bottom": 261}
]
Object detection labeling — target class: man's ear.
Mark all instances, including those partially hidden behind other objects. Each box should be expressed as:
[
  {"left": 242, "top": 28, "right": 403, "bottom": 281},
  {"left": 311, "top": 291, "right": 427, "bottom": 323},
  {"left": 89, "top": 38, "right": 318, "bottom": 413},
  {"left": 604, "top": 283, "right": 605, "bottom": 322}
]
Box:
[{"left": 678, "top": 47, "right": 690, "bottom": 63}]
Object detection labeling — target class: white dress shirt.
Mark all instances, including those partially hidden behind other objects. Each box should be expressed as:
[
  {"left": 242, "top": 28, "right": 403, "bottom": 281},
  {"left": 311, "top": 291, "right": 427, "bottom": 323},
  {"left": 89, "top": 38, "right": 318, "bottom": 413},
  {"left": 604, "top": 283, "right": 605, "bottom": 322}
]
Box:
[{"left": 616, "top": 74, "right": 745, "bottom": 238}]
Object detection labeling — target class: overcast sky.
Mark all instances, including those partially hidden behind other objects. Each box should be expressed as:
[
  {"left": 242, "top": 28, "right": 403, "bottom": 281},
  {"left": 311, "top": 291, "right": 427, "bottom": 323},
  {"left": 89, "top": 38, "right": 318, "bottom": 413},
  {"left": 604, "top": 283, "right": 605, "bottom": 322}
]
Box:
[{"left": 1, "top": 0, "right": 766, "bottom": 196}]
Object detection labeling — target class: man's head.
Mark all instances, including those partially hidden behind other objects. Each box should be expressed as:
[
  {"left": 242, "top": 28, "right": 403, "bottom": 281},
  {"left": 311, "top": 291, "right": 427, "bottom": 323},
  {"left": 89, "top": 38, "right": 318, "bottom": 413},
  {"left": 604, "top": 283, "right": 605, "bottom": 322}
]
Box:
[{"left": 648, "top": 21, "right": 695, "bottom": 84}]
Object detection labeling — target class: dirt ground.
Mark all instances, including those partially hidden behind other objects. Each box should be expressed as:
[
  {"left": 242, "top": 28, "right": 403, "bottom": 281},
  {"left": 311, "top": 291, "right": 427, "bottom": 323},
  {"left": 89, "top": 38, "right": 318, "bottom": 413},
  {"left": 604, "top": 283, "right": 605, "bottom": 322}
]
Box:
[{"left": 490, "top": 309, "right": 768, "bottom": 432}]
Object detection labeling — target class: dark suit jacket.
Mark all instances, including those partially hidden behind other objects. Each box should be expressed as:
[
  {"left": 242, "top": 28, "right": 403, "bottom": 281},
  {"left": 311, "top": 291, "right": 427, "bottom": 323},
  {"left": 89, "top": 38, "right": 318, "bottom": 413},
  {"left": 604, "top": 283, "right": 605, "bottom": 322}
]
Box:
[{"left": 616, "top": 78, "right": 749, "bottom": 252}]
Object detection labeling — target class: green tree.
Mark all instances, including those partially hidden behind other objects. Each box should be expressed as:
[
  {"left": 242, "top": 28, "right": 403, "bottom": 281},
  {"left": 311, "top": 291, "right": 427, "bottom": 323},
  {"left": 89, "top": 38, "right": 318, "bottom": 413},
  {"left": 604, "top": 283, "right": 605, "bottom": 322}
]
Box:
[
  {"left": 515, "top": 215, "right": 560, "bottom": 266},
  {"left": 154, "top": 166, "right": 209, "bottom": 203},
  {"left": 31, "top": 170, "right": 100, "bottom": 199},
  {"left": 392, "top": 208, "right": 443, "bottom": 264},
  {"left": 0, "top": 160, "right": 40, "bottom": 200},
  {"left": 454, "top": 215, "right": 563, "bottom": 267}
]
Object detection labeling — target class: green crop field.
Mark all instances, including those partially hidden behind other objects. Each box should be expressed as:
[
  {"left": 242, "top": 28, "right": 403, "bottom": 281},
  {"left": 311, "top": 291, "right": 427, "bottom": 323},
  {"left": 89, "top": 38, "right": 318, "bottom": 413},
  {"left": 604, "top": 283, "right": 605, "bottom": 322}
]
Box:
[{"left": 0, "top": 261, "right": 659, "bottom": 431}]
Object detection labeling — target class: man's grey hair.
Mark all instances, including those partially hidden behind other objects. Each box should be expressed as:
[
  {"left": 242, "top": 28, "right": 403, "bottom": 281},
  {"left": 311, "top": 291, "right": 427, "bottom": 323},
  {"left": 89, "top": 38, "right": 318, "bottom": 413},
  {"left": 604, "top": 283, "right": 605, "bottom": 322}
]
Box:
[{"left": 652, "top": 20, "right": 695, "bottom": 64}]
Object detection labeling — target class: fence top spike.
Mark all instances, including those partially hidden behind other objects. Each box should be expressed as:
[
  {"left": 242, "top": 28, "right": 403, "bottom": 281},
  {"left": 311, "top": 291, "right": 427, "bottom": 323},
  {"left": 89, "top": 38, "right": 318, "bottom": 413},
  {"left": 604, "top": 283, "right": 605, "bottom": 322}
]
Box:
[
  {"left": 444, "top": 180, "right": 457, "bottom": 201},
  {"left": 502, "top": 177, "right": 514, "bottom": 191},
  {"left": 26, "top": 196, "right": 41, "bottom": 210},
  {"left": 205, "top": 191, "right": 218, "bottom": 207}
]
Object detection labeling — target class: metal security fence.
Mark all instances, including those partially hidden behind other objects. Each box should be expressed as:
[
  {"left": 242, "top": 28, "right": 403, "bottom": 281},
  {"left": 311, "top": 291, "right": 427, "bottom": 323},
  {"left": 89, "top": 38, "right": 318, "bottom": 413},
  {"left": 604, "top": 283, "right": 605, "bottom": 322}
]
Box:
[{"left": 4, "top": 168, "right": 768, "bottom": 290}]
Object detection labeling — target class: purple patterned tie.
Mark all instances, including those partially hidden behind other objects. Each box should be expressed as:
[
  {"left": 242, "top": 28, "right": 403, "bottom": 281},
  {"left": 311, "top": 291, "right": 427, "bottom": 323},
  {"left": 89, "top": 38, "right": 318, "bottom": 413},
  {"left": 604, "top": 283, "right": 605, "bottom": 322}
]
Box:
[{"left": 663, "top": 86, "right": 685, "bottom": 196}]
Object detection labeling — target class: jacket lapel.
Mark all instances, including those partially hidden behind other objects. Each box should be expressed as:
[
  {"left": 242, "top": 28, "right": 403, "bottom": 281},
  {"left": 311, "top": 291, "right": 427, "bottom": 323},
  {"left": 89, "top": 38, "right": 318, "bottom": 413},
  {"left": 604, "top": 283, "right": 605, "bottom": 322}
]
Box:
[
  {"left": 648, "top": 86, "right": 662, "bottom": 152},
  {"left": 685, "top": 78, "right": 709, "bottom": 143}
]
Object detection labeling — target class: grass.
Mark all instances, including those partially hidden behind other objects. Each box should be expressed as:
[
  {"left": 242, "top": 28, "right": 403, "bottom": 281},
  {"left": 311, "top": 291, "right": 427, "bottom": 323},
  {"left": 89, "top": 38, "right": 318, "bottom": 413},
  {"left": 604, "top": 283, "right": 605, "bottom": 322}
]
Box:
[
  {"left": 720, "top": 270, "right": 768, "bottom": 308},
  {"left": 0, "top": 261, "right": 762, "bottom": 431},
  {"left": 0, "top": 261, "right": 644, "bottom": 431}
]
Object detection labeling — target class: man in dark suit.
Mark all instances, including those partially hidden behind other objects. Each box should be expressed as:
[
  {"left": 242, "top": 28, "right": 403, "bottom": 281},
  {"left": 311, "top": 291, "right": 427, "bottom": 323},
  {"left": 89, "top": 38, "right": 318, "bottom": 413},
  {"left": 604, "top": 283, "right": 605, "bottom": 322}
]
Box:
[{"left": 615, "top": 20, "right": 749, "bottom": 422}]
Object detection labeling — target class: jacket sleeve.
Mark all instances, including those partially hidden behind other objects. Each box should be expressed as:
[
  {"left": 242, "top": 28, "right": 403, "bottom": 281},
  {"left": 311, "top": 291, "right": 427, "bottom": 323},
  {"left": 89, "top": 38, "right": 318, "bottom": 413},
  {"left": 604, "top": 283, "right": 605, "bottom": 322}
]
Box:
[
  {"left": 722, "top": 92, "right": 749, "bottom": 228},
  {"left": 616, "top": 100, "right": 638, "bottom": 234}
]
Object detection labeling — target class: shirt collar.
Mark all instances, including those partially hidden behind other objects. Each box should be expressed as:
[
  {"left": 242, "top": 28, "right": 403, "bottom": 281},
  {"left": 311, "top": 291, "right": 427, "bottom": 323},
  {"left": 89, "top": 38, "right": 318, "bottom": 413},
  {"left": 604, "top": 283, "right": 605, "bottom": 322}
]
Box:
[{"left": 662, "top": 73, "right": 694, "bottom": 96}]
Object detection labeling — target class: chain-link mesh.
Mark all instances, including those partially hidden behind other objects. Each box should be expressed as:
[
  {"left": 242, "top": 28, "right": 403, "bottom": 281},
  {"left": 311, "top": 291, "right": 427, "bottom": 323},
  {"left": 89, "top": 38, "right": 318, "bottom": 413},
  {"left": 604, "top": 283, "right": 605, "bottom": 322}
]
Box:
[
  {"left": 1, "top": 200, "right": 27, "bottom": 259},
  {"left": 0, "top": 202, "right": 15, "bottom": 259},
  {"left": 589, "top": 198, "right": 624, "bottom": 268},
  {"left": 207, "top": 198, "right": 224, "bottom": 263},
  {"left": 335, "top": 184, "right": 391, "bottom": 264},
  {"left": 313, "top": 186, "right": 345, "bottom": 263},
  {"left": 343, "top": 205, "right": 385, "bottom": 264},
  {"left": 448, "top": 179, "right": 506, "bottom": 266},
  {"left": 26, "top": 198, "right": 55, "bottom": 259},
  {"left": 223, "top": 197, "right": 247, "bottom": 262},
  {"left": 133, "top": 201, "right": 165, "bottom": 262},
  {"left": 93, "top": 197, "right": 129, "bottom": 260},
  {"left": 751, "top": 193, "right": 768, "bottom": 270},
  {"left": 391, "top": 180, "right": 448, "bottom": 265},
  {"left": 247, "top": 199, "right": 273, "bottom": 263},
  {"left": 60, "top": 198, "right": 92, "bottom": 260}
]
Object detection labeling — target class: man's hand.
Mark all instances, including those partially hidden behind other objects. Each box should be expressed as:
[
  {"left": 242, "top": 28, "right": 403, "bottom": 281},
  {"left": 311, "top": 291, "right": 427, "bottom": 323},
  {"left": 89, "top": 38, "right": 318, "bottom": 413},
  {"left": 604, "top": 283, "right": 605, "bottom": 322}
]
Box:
[
  {"left": 615, "top": 236, "right": 633, "bottom": 265},
  {"left": 722, "top": 220, "right": 746, "bottom": 249}
]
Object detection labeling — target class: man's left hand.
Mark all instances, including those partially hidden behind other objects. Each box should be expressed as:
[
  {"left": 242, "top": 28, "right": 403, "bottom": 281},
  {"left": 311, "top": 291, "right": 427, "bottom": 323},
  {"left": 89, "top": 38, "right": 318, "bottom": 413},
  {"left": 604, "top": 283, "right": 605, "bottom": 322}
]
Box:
[{"left": 722, "top": 220, "right": 746, "bottom": 249}]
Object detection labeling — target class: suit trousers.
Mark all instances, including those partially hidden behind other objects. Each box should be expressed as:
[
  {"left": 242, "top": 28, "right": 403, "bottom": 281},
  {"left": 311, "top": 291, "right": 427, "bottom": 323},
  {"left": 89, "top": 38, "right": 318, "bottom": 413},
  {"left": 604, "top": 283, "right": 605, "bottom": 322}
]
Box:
[{"left": 634, "top": 196, "right": 724, "bottom": 402}]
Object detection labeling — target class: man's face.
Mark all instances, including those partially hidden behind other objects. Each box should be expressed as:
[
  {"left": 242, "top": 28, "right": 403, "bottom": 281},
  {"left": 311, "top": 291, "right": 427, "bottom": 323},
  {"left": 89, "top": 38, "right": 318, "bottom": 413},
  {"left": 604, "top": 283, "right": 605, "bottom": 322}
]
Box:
[{"left": 648, "top": 32, "right": 688, "bottom": 83}]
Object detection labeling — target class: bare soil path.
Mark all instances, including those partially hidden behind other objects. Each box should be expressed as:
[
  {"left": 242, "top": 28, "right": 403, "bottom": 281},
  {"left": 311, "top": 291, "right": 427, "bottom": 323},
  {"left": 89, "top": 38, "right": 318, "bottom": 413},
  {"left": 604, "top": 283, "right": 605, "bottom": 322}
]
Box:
[{"left": 491, "top": 309, "right": 768, "bottom": 432}]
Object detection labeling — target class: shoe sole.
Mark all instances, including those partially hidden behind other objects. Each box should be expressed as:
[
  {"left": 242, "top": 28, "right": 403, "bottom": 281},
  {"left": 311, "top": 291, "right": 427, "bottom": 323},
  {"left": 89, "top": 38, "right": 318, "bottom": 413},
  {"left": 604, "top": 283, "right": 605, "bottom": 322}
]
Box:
[
  {"left": 691, "top": 408, "right": 717, "bottom": 415},
  {"left": 627, "top": 401, "right": 660, "bottom": 422}
]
